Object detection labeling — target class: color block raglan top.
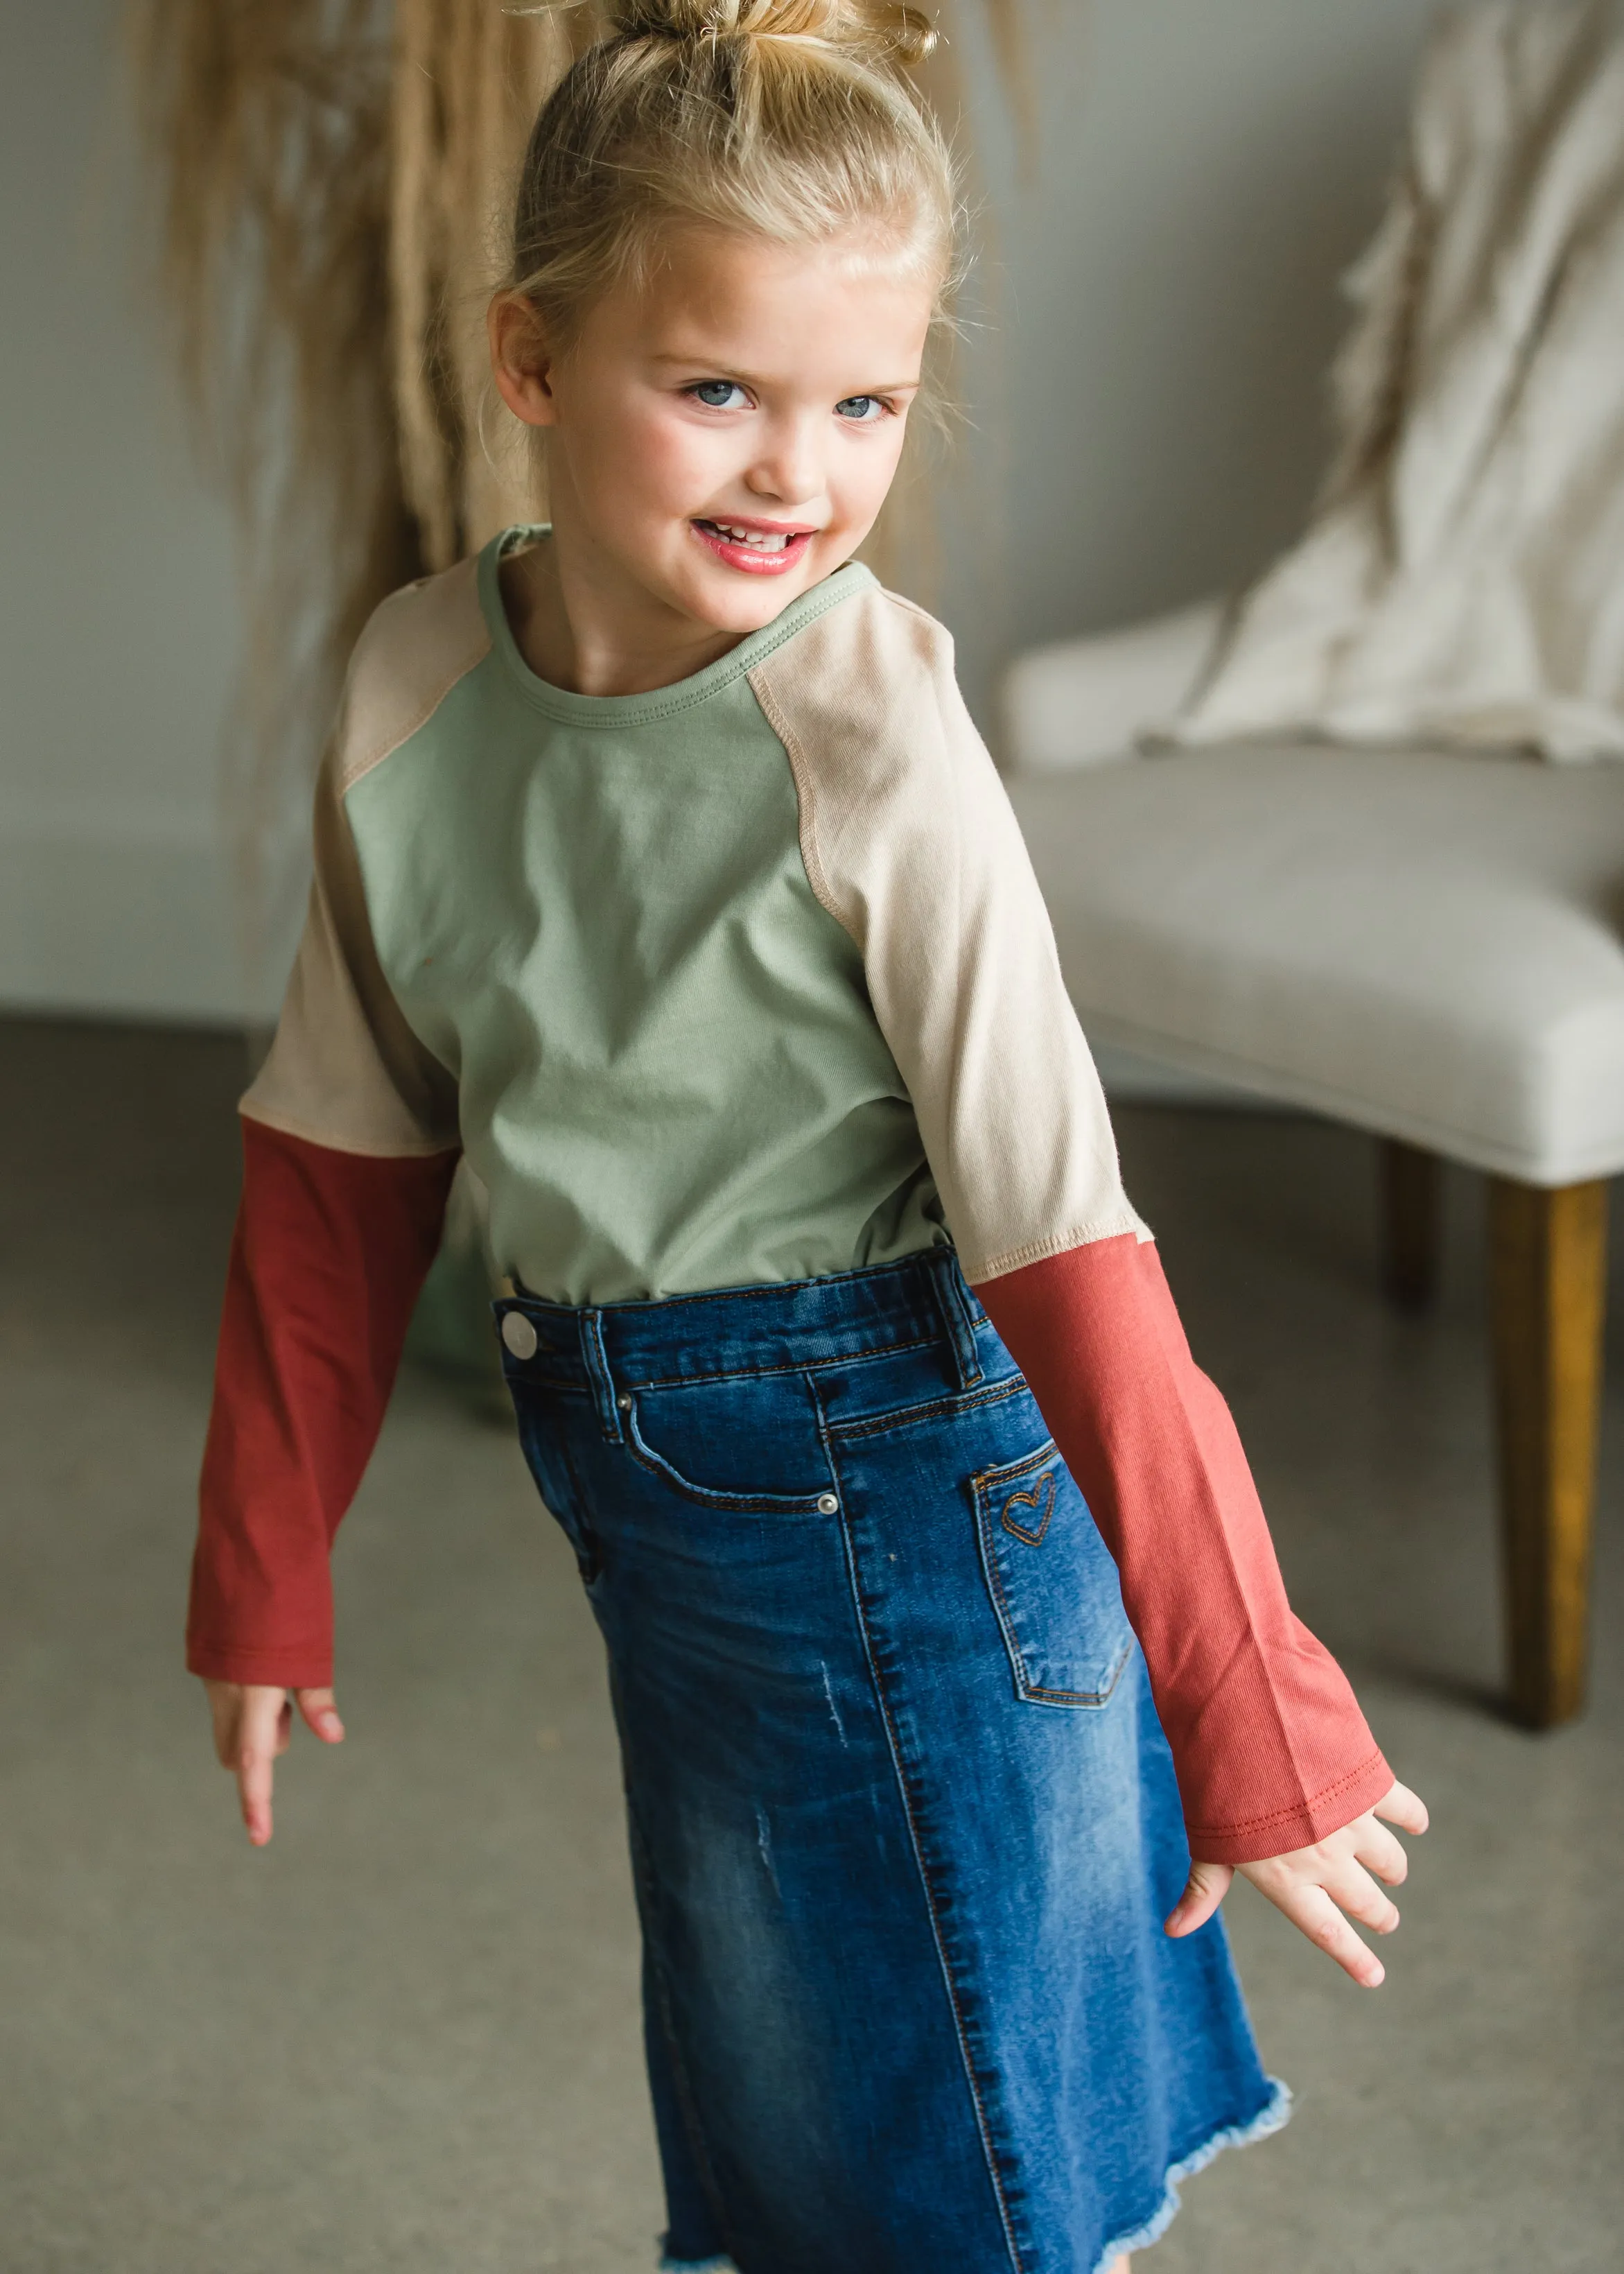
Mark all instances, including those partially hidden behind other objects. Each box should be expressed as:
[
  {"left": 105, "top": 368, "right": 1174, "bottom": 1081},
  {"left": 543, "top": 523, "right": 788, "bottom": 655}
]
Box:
[{"left": 189, "top": 527, "right": 1391, "bottom": 1866}]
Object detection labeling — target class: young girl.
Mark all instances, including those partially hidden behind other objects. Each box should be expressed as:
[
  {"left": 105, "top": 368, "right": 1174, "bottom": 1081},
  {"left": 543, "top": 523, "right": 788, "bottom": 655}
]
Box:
[{"left": 189, "top": 4, "right": 1426, "bottom": 2268}]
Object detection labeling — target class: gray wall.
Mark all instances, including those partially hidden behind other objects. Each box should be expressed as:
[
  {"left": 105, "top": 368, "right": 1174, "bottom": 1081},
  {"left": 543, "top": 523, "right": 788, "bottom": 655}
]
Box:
[
  {"left": 0, "top": 0, "right": 1438, "bottom": 1022},
  {"left": 938, "top": 0, "right": 1437, "bottom": 722},
  {"left": 1, "top": 2, "right": 244, "bottom": 1019}
]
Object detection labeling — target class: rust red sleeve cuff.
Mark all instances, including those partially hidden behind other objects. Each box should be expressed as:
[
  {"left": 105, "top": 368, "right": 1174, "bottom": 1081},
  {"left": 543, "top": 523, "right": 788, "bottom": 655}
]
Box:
[
  {"left": 976, "top": 1234, "right": 1390, "bottom": 1864},
  {"left": 186, "top": 1118, "right": 459, "bottom": 1689}
]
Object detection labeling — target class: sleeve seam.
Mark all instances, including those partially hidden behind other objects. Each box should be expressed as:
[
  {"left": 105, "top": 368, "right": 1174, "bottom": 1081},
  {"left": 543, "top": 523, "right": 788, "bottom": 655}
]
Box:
[
  {"left": 967, "top": 1216, "right": 1150, "bottom": 1283},
  {"left": 1185, "top": 1749, "right": 1390, "bottom": 1842},
  {"left": 238, "top": 1100, "right": 462, "bottom": 1161},
  {"left": 338, "top": 573, "right": 493, "bottom": 794},
  {"left": 747, "top": 664, "right": 853, "bottom": 939}
]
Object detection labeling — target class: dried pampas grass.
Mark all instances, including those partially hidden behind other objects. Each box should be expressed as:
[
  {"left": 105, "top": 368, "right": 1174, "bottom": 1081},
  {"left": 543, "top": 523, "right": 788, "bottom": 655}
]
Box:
[{"left": 126, "top": 0, "right": 567, "bottom": 971}]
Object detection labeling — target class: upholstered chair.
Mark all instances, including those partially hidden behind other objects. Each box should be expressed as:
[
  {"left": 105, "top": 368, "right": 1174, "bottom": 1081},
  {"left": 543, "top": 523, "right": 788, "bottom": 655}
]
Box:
[{"left": 1004, "top": 604, "right": 1621, "bottom": 1728}]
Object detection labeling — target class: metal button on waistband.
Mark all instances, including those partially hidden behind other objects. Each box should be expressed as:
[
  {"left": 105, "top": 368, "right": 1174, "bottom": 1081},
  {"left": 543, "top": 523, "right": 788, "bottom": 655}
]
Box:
[
  {"left": 617, "top": 1394, "right": 632, "bottom": 1412},
  {"left": 817, "top": 1493, "right": 839, "bottom": 1514},
  {"left": 500, "top": 1312, "right": 539, "bottom": 1360}
]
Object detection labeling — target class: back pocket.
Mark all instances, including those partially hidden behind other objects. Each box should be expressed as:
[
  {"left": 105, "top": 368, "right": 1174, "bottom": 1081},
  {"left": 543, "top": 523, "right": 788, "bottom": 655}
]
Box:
[{"left": 972, "top": 1442, "right": 1133, "bottom": 1706}]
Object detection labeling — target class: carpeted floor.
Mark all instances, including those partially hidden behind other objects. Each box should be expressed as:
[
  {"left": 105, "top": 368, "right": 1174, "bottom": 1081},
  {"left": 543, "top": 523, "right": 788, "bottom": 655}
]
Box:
[{"left": 1, "top": 1016, "right": 1618, "bottom": 2273}]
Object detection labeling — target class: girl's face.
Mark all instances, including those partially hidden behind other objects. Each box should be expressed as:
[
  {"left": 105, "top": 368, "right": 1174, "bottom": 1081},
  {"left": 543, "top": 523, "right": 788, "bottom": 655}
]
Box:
[{"left": 492, "top": 227, "right": 938, "bottom": 642}]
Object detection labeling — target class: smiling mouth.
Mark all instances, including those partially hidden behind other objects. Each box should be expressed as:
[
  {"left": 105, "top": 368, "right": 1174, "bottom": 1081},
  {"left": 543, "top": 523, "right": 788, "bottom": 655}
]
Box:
[{"left": 691, "top": 519, "right": 817, "bottom": 574}]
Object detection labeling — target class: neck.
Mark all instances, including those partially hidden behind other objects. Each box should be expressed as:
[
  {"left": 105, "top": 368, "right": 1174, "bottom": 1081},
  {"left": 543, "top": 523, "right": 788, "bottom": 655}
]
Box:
[{"left": 502, "top": 483, "right": 744, "bottom": 699}]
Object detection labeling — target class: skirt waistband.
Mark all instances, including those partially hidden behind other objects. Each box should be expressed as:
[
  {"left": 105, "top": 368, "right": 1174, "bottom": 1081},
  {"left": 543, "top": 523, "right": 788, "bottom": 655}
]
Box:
[{"left": 496, "top": 1247, "right": 986, "bottom": 1431}]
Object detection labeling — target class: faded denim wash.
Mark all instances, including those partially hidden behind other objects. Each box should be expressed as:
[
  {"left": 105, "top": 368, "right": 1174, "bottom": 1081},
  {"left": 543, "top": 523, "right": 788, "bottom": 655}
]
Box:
[{"left": 498, "top": 1249, "right": 1286, "bottom": 2274}]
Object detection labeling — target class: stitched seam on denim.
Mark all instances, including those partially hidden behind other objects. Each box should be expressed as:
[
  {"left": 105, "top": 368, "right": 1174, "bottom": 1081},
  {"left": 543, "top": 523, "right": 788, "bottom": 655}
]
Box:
[
  {"left": 611, "top": 1332, "right": 940, "bottom": 1394},
  {"left": 622, "top": 1398, "right": 832, "bottom": 1513},
  {"left": 975, "top": 1442, "right": 1058, "bottom": 1488},
  {"left": 972, "top": 1445, "right": 1128, "bottom": 1709},
  {"left": 828, "top": 1375, "right": 1025, "bottom": 1443},
  {"left": 810, "top": 1386, "right": 1030, "bottom": 2274},
  {"left": 579, "top": 1309, "right": 625, "bottom": 1442},
  {"left": 503, "top": 1372, "right": 594, "bottom": 1400},
  {"left": 1008, "top": 1642, "right": 1133, "bottom": 1708},
  {"left": 520, "top": 1249, "right": 948, "bottom": 1319},
  {"left": 503, "top": 1335, "right": 945, "bottom": 1398},
  {"left": 931, "top": 1256, "right": 984, "bottom": 1389}
]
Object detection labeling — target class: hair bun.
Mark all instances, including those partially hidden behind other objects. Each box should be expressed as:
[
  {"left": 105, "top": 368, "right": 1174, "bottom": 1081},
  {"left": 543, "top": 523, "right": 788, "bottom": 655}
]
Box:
[{"left": 606, "top": 0, "right": 937, "bottom": 69}]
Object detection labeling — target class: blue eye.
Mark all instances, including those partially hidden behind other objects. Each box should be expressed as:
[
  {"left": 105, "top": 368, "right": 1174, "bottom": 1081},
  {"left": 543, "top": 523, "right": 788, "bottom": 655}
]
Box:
[
  {"left": 690, "top": 380, "right": 749, "bottom": 409},
  {"left": 835, "top": 395, "right": 889, "bottom": 422}
]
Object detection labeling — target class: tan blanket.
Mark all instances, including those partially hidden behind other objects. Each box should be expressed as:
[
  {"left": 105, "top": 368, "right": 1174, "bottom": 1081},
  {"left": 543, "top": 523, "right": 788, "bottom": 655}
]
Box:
[{"left": 1176, "top": 0, "right": 1624, "bottom": 763}]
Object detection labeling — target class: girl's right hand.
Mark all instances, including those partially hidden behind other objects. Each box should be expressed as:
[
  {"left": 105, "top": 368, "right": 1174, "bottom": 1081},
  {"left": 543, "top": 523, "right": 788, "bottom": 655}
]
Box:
[
  {"left": 202, "top": 1679, "right": 345, "bottom": 1846},
  {"left": 1164, "top": 1778, "right": 1429, "bottom": 1987}
]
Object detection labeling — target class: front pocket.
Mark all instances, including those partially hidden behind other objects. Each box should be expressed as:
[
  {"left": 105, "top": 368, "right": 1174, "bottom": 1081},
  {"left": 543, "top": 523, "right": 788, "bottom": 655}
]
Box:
[
  {"left": 972, "top": 1442, "right": 1133, "bottom": 1706},
  {"left": 621, "top": 1374, "right": 836, "bottom": 1513}
]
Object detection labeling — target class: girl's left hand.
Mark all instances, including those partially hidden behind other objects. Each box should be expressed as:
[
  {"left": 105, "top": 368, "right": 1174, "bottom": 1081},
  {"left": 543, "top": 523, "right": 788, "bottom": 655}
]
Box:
[{"left": 1163, "top": 1779, "right": 1429, "bottom": 1988}]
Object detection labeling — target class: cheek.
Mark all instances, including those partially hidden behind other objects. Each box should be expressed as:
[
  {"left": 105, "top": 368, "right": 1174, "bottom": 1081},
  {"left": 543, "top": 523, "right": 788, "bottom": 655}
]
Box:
[
  {"left": 831, "top": 423, "right": 910, "bottom": 524},
  {"left": 583, "top": 400, "right": 721, "bottom": 521}
]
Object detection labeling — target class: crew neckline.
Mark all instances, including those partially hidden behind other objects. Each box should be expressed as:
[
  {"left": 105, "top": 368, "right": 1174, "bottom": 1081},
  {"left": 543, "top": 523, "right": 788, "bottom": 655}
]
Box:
[{"left": 478, "top": 525, "right": 875, "bottom": 728}]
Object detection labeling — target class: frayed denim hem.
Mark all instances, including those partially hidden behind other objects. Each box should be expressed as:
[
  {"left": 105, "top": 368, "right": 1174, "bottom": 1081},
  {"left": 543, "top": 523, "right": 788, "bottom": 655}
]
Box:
[
  {"left": 1090, "top": 2076, "right": 1293, "bottom": 2274},
  {"left": 651, "top": 2085, "right": 1289, "bottom": 2274}
]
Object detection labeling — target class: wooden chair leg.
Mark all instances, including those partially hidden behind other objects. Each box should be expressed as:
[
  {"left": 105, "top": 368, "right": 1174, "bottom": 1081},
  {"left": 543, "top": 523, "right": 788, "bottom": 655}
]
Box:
[
  {"left": 1380, "top": 1137, "right": 1442, "bottom": 1310},
  {"left": 1487, "top": 1177, "right": 1609, "bottom": 1728}
]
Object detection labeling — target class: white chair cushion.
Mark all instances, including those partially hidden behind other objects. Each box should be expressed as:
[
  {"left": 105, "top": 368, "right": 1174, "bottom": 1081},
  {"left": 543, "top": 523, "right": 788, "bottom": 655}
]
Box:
[
  {"left": 1007, "top": 742, "right": 1624, "bottom": 1186},
  {"left": 1002, "top": 600, "right": 1225, "bottom": 772}
]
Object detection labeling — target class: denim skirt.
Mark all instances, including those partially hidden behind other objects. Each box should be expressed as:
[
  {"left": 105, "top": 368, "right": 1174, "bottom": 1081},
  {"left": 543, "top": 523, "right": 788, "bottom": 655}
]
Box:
[{"left": 497, "top": 1249, "right": 1286, "bottom": 2274}]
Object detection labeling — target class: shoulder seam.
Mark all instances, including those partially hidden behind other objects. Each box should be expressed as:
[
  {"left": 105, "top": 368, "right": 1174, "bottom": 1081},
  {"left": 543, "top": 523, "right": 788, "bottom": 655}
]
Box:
[
  {"left": 873, "top": 582, "right": 943, "bottom": 630},
  {"left": 339, "top": 619, "right": 493, "bottom": 796}
]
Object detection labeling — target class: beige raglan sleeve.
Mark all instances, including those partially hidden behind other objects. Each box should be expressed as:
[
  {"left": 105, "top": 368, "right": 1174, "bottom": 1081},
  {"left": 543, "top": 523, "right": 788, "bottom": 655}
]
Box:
[{"left": 748, "top": 583, "right": 1144, "bottom": 1276}]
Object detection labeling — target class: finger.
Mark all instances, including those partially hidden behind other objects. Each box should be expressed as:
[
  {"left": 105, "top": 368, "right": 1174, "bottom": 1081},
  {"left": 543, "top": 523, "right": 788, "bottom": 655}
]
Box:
[
  {"left": 1352, "top": 1816, "right": 1411, "bottom": 1888},
  {"left": 237, "top": 1735, "right": 276, "bottom": 1847},
  {"left": 1165, "top": 1860, "right": 1233, "bottom": 1938},
  {"left": 236, "top": 1690, "right": 286, "bottom": 1848},
  {"left": 272, "top": 1694, "right": 294, "bottom": 1758},
  {"left": 295, "top": 1687, "right": 345, "bottom": 1744},
  {"left": 1271, "top": 1881, "right": 1386, "bottom": 1988},
  {"left": 1374, "top": 1780, "right": 1429, "bottom": 1837},
  {"left": 1320, "top": 1857, "right": 1402, "bottom": 1938}
]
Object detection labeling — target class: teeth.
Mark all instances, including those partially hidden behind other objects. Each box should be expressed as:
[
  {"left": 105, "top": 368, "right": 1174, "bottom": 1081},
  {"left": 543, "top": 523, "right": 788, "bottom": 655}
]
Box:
[{"left": 707, "top": 522, "right": 794, "bottom": 550}]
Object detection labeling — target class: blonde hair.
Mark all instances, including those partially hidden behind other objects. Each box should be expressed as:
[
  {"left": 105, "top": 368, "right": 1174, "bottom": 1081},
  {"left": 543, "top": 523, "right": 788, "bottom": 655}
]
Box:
[{"left": 506, "top": 0, "right": 961, "bottom": 351}]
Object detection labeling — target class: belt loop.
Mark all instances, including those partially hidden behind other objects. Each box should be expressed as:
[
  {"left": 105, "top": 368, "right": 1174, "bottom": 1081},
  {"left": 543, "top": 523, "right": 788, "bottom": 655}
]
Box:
[
  {"left": 930, "top": 1250, "right": 983, "bottom": 1390},
  {"left": 580, "top": 1308, "right": 625, "bottom": 1441}
]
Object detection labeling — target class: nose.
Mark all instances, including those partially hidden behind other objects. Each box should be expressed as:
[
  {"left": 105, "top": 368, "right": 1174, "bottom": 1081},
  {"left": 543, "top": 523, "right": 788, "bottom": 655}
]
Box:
[{"left": 744, "top": 410, "right": 825, "bottom": 513}]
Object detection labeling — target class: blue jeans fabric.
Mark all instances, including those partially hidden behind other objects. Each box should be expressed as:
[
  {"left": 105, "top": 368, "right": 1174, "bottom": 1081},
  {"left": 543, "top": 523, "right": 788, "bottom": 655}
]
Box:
[{"left": 498, "top": 1249, "right": 1286, "bottom": 2274}]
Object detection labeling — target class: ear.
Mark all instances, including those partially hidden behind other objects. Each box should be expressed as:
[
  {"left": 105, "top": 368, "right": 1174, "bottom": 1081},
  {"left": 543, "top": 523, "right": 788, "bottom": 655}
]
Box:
[{"left": 488, "top": 291, "right": 559, "bottom": 430}]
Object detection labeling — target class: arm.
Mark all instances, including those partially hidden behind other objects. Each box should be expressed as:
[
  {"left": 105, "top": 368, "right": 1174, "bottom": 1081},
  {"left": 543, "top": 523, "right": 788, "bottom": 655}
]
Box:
[
  {"left": 977, "top": 1235, "right": 1391, "bottom": 1861},
  {"left": 753, "top": 591, "right": 1413, "bottom": 1894},
  {"left": 190, "top": 740, "right": 462, "bottom": 1837},
  {"left": 187, "top": 1120, "right": 457, "bottom": 1688}
]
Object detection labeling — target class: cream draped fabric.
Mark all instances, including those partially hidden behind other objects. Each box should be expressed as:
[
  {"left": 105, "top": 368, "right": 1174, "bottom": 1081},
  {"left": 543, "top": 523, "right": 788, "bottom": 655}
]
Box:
[{"left": 1178, "top": 0, "right": 1624, "bottom": 764}]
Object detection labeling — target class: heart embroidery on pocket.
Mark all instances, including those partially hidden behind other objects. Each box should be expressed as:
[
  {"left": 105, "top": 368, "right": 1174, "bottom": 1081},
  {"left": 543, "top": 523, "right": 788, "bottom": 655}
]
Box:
[{"left": 1000, "top": 1469, "right": 1057, "bottom": 1545}]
